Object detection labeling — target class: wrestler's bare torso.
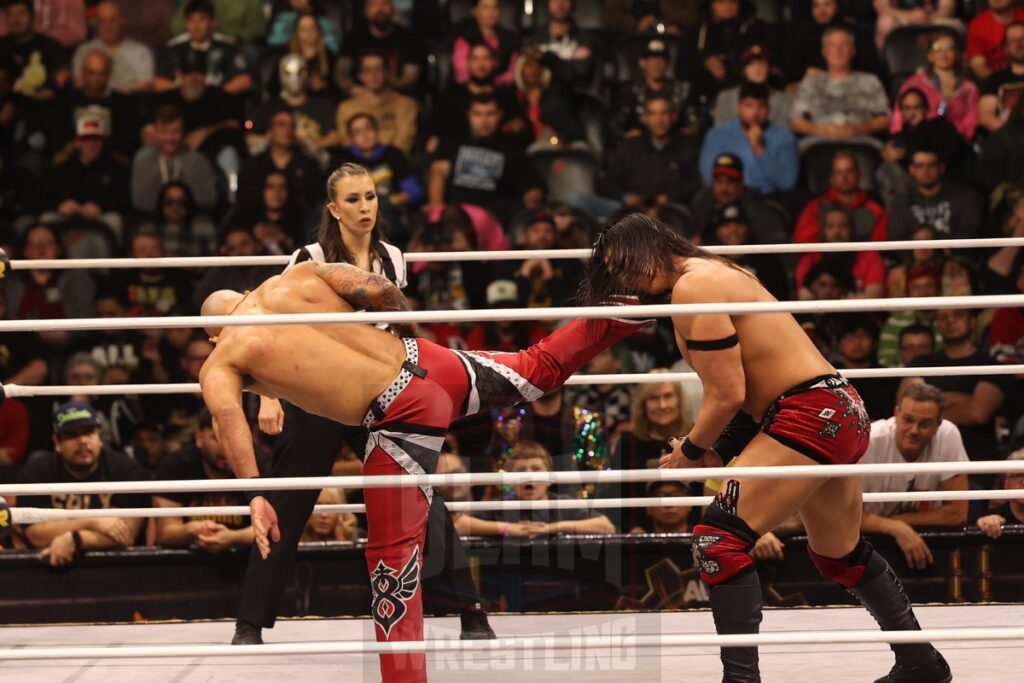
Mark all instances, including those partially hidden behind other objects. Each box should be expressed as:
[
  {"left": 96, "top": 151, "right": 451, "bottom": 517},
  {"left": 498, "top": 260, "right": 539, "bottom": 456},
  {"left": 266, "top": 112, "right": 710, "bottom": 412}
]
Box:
[
  {"left": 199, "top": 262, "right": 406, "bottom": 426},
  {"left": 673, "top": 258, "right": 836, "bottom": 421}
]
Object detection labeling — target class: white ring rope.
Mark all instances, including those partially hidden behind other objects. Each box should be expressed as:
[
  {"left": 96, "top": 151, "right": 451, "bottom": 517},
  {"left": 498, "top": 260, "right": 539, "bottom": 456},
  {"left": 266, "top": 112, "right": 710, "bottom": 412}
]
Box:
[
  {"left": 2, "top": 461, "right": 1023, "bottom": 498},
  {"left": 10, "top": 237, "right": 1024, "bottom": 270},
  {"left": 0, "top": 627, "right": 1020, "bottom": 660},
  {"left": 1, "top": 295, "right": 1021, "bottom": 333},
  {"left": 9, "top": 490, "right": 1024, "bottom": 524},
  {"left": 2, "top": 365, "right": 1018, "bottom": 399}
]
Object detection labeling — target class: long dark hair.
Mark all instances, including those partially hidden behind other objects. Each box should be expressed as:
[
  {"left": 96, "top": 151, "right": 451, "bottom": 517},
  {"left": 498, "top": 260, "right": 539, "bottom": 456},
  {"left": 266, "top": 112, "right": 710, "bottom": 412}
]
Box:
[
  {"left": 577, "top": 212, "right": 752, "bottom": 306},
  {"left": 317, "top": 162, "right": 386, "bottom": 264}
]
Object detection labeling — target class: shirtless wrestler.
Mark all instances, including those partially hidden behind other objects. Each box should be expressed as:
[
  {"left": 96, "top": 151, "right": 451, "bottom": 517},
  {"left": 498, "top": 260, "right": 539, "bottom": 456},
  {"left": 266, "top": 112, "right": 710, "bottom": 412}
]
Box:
[
  {"left": 198, "top": 260, "right": 650, "bottom": 683},
  {"left": 579, "top": 213, "right": 951, "bottom": 683}
]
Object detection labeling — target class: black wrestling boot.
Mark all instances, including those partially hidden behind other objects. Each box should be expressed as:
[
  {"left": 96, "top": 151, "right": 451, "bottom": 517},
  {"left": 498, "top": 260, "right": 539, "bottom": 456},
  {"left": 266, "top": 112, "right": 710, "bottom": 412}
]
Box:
[
  {"left": 848, "top": 565, "right": 951, "bottom": 683},
  {"left": 709, "top": 571, "right": 763, "bottom": 683},
  {"left": 231, "top": 619, "right": 264, "bottom": 645},
  {"left": 459, "top": 607, "right": 497, "bottom": 640}
]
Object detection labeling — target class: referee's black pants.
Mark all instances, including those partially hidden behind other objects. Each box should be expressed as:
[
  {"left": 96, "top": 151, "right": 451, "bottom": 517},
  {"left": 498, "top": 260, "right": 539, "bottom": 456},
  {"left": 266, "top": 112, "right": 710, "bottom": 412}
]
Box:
[{"left": 237, "top": 402, "right": 480, "bottom": 628}]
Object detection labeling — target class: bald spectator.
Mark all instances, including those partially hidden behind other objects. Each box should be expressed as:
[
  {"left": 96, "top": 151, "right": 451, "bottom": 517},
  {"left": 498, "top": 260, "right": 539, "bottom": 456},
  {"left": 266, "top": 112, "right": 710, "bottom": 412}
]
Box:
[
  {"left": 71, "top": 1, "right": 154, "bottom": 93},
  {"left": 793, "top": 151, "right": 888, "bottom": 243},
  {"left": 58, "top": 49, "right": 140, "bottom": 158},
  {"left": 861, "top": 384, "right": 969, "bottom": 570},
  {"left": 791, "top": 25, "right": 889, "bottom": 151},
  {"left": 967, "top": 0, "right": 1024, "bottom": 80},
  {"left": 795, "top": 206, "right": 885, "bottom": 300}
]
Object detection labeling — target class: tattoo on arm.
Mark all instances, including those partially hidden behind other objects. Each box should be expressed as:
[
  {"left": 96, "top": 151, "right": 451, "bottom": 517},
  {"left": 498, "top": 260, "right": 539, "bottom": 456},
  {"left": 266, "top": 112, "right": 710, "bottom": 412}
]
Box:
[{"left": 314, "top": 263, "right": 415, "bottom": 336}]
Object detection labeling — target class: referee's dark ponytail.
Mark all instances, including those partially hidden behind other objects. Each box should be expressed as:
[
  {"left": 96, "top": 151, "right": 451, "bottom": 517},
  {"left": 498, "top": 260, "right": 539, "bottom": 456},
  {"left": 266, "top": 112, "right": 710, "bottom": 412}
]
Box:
[{"left": 317, "top": 163, "right": 386, "bottom": 264}]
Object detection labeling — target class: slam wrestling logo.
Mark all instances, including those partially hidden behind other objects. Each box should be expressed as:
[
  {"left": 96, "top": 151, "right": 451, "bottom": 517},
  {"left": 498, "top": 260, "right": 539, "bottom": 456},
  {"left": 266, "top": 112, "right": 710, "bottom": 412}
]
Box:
[{"left": 370, "top": 547, "right": 421, "bottom": 637}]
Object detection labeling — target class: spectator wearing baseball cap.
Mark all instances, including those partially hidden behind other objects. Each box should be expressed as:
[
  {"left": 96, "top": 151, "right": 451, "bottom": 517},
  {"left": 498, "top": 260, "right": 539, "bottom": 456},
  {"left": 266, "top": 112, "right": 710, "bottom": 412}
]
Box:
[
  {"left": 711, "top": 44, "right": 793, "bottom": 129},
  {"left": 464, "top": 279, "right": 547, "bottom": 352},
  {"left": 699, "top": 81, "right": 799, "bottom": 196},
  {"left": 14, "top": 401, "right": 149, "bottom": 566},
  {"left": 43, "top": 108, "right": 131, "bottom": 241},
  {"left": 612, "top": 37, "right": 694, "bottom": 139},
  {"left": 705, "top": 201, "right": 789, "bottom": 300},
  {"left": 690, "top": 152, "right": 790, "bottom": 244}
]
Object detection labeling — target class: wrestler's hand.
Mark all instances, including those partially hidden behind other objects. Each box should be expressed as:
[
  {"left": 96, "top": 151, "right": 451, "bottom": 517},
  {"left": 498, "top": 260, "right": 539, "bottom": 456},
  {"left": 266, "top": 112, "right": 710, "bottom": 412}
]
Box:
[
  {"left": 258, "top": 397, "right": 285, "bottom": 435},
  {"left": 977, "top": 514, "right": 1007, "bottom": 539},
  {"left": 892, "top": 521, "right": 933, "bottom": 570},
  {"left": 251, "top": 497, "right": 281, "bottom": 559},
  {"left": 752, "top": 531, "right": 785, "bottom": 561},
  {"left": 660, "top": 438, "right": 702, "bottom": 469}
]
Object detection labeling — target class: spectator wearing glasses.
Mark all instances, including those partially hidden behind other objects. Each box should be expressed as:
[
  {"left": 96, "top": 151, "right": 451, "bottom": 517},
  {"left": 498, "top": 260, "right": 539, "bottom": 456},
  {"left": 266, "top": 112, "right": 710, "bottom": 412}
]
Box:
[
  {"left": 890, "top": 30, "right": 978, "bottom": 142},
  {"left": 135, "top": 181, "right": 218, "bottom": 258},
  {"left": 886, "top": 145, "right": 982, "bottom": 241},
  {"left": 331, "top": 51, "right": 418, "bottom": 154}
]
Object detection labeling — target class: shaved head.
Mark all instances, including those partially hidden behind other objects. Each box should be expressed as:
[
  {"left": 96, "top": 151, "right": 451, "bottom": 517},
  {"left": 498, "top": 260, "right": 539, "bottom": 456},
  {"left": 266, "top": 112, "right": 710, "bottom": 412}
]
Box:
[{"left": 201, "top": 289, "right": 244, "bottom": 337}]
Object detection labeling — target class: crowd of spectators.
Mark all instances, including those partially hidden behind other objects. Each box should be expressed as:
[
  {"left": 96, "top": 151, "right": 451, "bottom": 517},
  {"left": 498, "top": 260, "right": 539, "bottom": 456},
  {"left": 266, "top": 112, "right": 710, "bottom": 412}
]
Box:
[{"left": 1, "top": 0, "right": 1023, "bottom": 590}]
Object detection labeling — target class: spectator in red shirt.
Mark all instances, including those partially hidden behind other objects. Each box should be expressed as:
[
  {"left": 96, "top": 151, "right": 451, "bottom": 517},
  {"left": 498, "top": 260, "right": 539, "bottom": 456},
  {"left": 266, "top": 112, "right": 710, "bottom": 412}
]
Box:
[
  {"left": 967, "top": 0, "right": 1024, "bottom": 80},
  {"left": 793, "top": 150, "right": 888, "bottom": 243},
  {"left": 796, "top": 205, "right": 885, "bottom": 299}
]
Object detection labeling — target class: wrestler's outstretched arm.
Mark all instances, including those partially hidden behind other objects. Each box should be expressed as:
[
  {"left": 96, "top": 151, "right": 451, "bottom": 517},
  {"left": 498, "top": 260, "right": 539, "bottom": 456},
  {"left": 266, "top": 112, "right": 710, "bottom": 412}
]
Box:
[
  {"left": 310, "top": 262, "right": 416, "bottom": 336},
  {"left": 200, "top": 363, "right": 281, "bottom": 558}
]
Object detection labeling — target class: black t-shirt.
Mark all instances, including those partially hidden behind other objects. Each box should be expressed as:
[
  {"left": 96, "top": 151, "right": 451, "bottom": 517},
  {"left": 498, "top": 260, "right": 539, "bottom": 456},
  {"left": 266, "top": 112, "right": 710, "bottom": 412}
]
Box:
[
  {"left": 110, "top": 269, "right": 195, "bottom": 315},
  {"left": 427, "top": 85, "right": 525, "bottom": 143},
  {"left": 981, "top": 68, "right": 1024, "bottom": 97},
  {"left": 154, "top": 445, "right": 268, "bottom": 529},
  {"left": 474, "top": 492, "right": 600, "bottom": 525},
  {"left": 0, "top": 33, "right": 67, "bottom": 94},
  {"left": 156, "top": 36, "right": 249, "bottom": 88},
  {"left": 16, "top": 448, "right": 150, "bottom": 511},
  {"left": 909, "top": 349, "right": 1014, "bottom": 460},
  {"left": 435, "top": 134, "right": 544, "bottom": 209},
  {"left": 56, "top": 89, "right": 140, "bottom": 158}
]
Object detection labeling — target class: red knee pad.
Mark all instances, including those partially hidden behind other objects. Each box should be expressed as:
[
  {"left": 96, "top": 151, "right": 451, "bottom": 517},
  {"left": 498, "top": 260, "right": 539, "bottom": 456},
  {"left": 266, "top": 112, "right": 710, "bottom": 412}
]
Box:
[
  {"left": 808, "top": 539, "right": 882, "bottom": 588},
  {"left": 691, "top": 501, "right": 760, "bottom": 586}
]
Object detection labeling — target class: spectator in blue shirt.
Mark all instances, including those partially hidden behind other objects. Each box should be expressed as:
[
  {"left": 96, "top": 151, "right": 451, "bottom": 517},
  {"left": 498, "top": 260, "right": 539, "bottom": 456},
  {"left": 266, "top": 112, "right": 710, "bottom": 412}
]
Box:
[{"left": 699, "top": 82, "right": 799, "bottom": 196}]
